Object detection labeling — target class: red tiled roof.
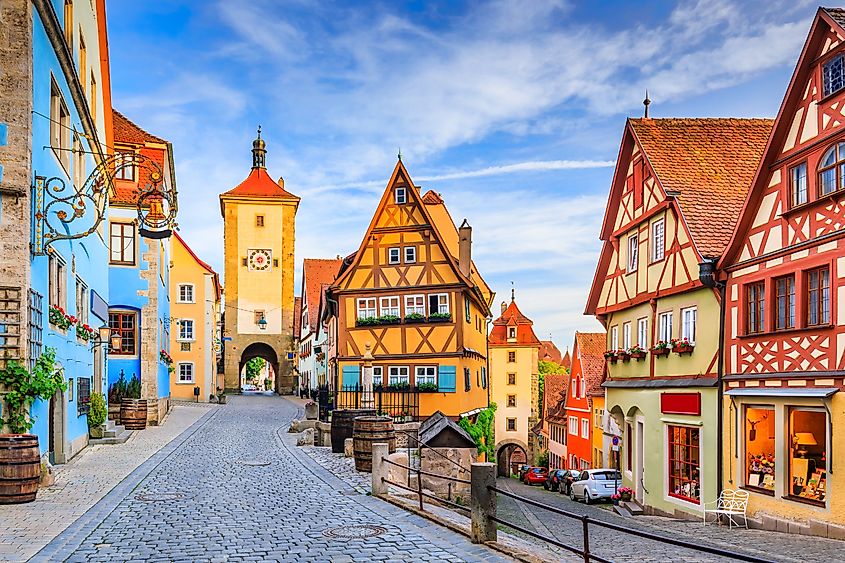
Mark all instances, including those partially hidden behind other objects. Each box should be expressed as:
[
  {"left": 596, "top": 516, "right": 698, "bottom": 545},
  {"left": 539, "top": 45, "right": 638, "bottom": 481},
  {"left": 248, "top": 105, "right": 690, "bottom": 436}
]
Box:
[
  {"left": 302, "top": 258, "right": 342, "bottom": 336},
  {"left": 560, "top": 350, "right": 571, "bottom": 372},
  {"left": 489, "top": 299, "right": 540, "bottom": 346},
  {"left": 293, "top": 297, "right": 302, "bottom": 339},
  {"left": 421, "top": 190, "right": 444, "bottom": 204},
  {"left": 574, "top": 332, "right": 606, "bottom": 397},
  {"left": 539, "top": 340, "right": 562, "bottom": 364},
  {"left": 113, "top": 109, "right": 166, "bottom": 145},
  {"left": 629, "top": 118, "right": 772, "bottom": 258},
  {"left": 544, "top": 372, "right": 569, "bottom": 424},
  {"left": 825, "top": 7, "right": 845, "bottom": 28},
  {"left": 173, "top": 232, "right": 222, "bottom": 296},
  {"left": 220, "top": 167, "right": 299, "bottom": 200}
]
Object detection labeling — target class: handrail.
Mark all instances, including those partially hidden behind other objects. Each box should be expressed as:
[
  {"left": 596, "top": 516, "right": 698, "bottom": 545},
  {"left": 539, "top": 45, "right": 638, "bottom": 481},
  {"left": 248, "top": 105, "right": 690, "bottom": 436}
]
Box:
[
  {"left": 381, "top": 457, "right": 471, "bottom": 485},
  {"left": 394, "top": 428, "right": 471, "bottom": 474},
  {"left": 488, "top": 514, "right": 611, "bottom": 563},
  {"left": 383, "top": 477, "right": 470, "bottom": 513},
  {"left": 488, "top": 485, "right": 774, "bottom": 563}
]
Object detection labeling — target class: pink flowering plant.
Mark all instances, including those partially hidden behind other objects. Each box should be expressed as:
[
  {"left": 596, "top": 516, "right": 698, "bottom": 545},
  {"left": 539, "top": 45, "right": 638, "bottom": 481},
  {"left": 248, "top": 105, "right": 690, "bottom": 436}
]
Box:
[{"left": 611, "top": 486, "right": 634, "bottom": 501}]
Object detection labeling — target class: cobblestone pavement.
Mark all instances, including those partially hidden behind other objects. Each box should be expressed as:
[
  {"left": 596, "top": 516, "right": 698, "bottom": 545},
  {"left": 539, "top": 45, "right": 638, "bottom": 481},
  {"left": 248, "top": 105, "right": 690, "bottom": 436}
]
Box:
[
  {"left": 33, "top": 395, "right": 514, "bottom": 562},
  {"left": 0, "top": 404, "right": 211, "bottom": 562},
  {"left": 495, "top": 477, "right": 845, "bottom": 562}
]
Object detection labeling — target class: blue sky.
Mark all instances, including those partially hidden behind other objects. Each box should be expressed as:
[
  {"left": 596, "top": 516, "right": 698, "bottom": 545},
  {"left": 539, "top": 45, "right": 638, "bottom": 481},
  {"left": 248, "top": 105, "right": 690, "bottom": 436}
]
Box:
[{"left": 106, "top": 0, "right": 817, "bottom": 349}]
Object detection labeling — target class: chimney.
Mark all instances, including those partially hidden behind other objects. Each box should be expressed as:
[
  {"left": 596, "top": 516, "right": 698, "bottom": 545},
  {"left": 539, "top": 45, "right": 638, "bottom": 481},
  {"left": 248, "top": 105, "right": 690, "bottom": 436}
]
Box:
[
  {"left": 501, "top": 301, "right": 507, "bottom": 314},
  {"left": 458, "top": 219, "right": 472, "bottom": 277},
  {"left": 278, "top": 177, "right": 285, "bottom": 190}
]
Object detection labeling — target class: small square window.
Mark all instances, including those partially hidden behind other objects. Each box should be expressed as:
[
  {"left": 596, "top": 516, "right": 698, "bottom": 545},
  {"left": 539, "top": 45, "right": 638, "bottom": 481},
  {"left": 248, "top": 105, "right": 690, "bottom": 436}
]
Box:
[
  {"left": 507, "top": 351, "right": 515, "bottom": 363},
  {"left": 242, "top": 258, "right": 248, "bottom": 266},
  {"left": 508, "top": 327, "right": 516, "bottom": 339},
  {"left": 256, "top": 215, "right": 265, "bottom": 227},
  {"left": 395, "top": 187, "right": 407, "bottom": 204},
  {"left": 404, "top": 246, "right": 416, "bottom": 263},
  {"left": 388, "top": 248, "right": 400, "bottom": 264},
  {"left": 272, "top": 258, "right": 279, "bottom": 267},
  {"left": 507, "top": 395, "right": 516, "bottom": 408},
  {"left": 180, "top": 342, "right": 191, "bottom": 352},
  {"left": 506, "top": 418, "right": 516, "bottom": 431},
  {"left": 824, "top": 54, "right": 845, "bottom": 97},
  {"left": 507, "top": 373, "right": 516, "bottom": 385}
]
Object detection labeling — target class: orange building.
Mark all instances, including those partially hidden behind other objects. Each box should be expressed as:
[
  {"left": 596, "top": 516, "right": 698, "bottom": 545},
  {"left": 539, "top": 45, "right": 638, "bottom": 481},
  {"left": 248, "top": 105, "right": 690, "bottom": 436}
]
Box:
[
  {"left": 562, "top": 332, "right": 605, "bottom": 470},
  {"left": 326, "top": 160, "right": 494, "bottom": 420}
]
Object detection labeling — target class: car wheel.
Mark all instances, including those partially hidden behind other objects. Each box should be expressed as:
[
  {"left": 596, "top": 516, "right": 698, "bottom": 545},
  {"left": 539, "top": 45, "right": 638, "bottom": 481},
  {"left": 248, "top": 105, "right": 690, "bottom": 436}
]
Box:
[
  {"left": 584, "top": 491, "right": 592, "bottom": 505},
  {"left": 543, "top": 483, "right": 549, "bottom": 490},
  {"left": 570, "top": 489, "right": 577, "bottom": 502}
]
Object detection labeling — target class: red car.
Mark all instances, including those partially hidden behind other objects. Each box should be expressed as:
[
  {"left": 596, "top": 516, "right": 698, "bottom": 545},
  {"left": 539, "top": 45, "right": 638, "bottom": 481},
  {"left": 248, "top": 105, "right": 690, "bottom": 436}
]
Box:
[{"left": 522, "top": 467, "right": 548, "bottom": 485}]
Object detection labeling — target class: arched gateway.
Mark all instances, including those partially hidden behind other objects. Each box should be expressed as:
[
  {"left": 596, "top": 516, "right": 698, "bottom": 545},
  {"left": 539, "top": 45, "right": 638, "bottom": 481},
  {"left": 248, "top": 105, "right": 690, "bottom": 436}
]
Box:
[
  {"left": 219, "top": 130, "right": 300, "bottom": 394},
  {"left": 496, "top": 439, "right": 529, "bottom": 477}
]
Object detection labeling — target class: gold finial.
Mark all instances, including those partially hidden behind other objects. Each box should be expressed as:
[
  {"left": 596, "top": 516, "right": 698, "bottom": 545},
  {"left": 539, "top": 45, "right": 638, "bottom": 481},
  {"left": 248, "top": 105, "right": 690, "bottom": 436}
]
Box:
[{"left": 643, "top": 90, "right": 651, "bottom": 118}]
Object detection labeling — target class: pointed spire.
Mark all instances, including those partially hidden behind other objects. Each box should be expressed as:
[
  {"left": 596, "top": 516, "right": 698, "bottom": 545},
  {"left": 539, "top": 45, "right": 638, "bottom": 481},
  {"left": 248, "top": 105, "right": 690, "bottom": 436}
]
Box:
[
  {"left": 643, "top": 90, "right": 651, "bottom": 118},
  {"left": 398, "top": 147, "right": 402, "bottom": 161},
  {"left": 511, "top": 281, "right": 515, "bottom": 302},
  {"left": 252, "top": 125, "right": 267, "bottom": 169}
]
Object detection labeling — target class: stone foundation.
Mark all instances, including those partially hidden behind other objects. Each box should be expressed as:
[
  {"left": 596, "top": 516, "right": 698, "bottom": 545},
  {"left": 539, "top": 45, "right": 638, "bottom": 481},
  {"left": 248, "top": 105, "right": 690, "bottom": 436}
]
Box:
[{"left": 420, "top": 447, "right": 475, "bottom": 502}]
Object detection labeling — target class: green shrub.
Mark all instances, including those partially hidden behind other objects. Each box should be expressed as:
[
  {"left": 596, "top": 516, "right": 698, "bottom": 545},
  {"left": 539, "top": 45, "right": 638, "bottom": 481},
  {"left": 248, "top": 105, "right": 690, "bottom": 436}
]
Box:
[
  {"left": 0, "top": 347, "right": 65, "bottom": 434},
  {"left": 87, "top": 393, "right": 107, "bottom": 428}
]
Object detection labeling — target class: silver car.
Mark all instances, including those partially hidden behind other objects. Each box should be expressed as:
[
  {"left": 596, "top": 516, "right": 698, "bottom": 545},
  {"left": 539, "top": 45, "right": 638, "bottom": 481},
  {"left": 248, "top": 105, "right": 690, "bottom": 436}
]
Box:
[{"left": 569, "top": 469, "right": 622, "bottom": 504}]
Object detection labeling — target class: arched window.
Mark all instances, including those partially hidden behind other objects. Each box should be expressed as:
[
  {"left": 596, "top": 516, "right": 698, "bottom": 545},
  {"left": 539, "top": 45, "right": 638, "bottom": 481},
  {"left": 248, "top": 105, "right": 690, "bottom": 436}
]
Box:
[{"left": 818, "top": 142, "right": 845, "bottom": 196}]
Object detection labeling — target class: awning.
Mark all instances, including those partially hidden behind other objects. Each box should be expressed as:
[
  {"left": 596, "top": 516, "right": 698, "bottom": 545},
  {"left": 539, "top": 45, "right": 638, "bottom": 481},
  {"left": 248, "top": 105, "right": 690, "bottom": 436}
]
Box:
[{"left": 725, "top": 387, "right": 839, "bottom": 398}]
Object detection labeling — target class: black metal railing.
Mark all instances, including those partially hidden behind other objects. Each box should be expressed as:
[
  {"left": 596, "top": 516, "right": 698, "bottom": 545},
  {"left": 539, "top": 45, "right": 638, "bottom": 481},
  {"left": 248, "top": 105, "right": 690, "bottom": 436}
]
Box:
[{"left": 331, "top": 383, "right": 420, "bottom": 422}]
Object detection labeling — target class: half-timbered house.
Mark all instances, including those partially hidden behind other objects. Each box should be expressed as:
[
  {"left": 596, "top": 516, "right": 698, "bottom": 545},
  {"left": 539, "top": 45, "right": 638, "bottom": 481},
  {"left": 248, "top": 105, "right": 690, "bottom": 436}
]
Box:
[
  {"left": 586, "top": 117, "right": 771, "bottom": 516},
  {"left": 719, "top": 8, "right": 845, "bottom": 532},
  {"left": 326, "top": 160, "right": 494, "bottom": 420}
]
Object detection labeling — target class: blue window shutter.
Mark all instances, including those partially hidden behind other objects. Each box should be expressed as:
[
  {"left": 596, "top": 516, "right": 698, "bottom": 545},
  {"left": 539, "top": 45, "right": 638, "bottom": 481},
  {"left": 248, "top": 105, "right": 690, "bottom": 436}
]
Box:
[
  {"left": 341, "top": 365, "right": 360, "bottom": 387},
  {"left": 438, "top": 366, "right": 456, "bottom": 392}
]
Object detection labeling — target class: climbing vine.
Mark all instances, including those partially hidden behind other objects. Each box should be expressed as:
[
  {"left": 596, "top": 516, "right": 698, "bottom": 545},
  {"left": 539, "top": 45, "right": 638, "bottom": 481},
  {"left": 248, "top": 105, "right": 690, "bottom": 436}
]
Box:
[
  {"left": 0, "top": 347, "right": 65, "bottom": 434},
  {"left": 458, "top": 403, "right": 497, "bottom": 460}
]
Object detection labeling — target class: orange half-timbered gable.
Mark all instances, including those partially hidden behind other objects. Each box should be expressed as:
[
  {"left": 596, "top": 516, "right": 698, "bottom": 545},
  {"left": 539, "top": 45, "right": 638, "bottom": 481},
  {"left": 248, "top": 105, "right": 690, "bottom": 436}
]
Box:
[
  {"left": 717, "top": 9, "right": 845, "bottom": 528},
  {"left": 329, "top": 160, "right": 494, "bottom": 419}
]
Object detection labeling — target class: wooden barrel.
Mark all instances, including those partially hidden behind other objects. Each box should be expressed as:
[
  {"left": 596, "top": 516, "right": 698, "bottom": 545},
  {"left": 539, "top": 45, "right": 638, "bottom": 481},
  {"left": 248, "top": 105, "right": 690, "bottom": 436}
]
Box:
[
  {"left": 0, "top": 434, "right": 41, "bottom": 504},
  {"left": 353, "top": 416, "right": 396, "bottom": 473},
  {"left": 120, "top": 398, "right": 148, "bottom": 430},
  {"left": 331, "top": 409, "right": 376, "bottom": 453}
]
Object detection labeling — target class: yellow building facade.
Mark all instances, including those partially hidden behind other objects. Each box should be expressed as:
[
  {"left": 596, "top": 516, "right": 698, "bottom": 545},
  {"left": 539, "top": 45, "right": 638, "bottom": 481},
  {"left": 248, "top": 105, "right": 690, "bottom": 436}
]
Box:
[
  {"left": 219, "top": 132, "right": 299, "bottom": 393},
  {"left": 489, "top": 297, "right": 539, "bottom": 475},
  {"left": 328, "top": 160, "right": 494, "bottom": 419},
  {"left": 169, "top": 233, "right": 221, "bottom": 402}
]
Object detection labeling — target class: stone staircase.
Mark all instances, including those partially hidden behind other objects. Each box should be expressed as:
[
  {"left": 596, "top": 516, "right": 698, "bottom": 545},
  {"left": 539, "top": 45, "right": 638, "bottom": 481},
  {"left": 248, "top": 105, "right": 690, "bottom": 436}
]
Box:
[
  {"left": 613, "top": 498, "right": 644, "bottom": 517},
  {"left": 88, "top": 420, "right": 134, "bottom": 446}
]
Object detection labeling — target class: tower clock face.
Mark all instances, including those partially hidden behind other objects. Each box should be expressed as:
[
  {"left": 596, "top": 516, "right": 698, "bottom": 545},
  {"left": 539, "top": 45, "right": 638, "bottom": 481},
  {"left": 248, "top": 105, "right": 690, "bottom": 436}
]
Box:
[{"left": 248, "top": 249, "right": 272, "bottom": 271}]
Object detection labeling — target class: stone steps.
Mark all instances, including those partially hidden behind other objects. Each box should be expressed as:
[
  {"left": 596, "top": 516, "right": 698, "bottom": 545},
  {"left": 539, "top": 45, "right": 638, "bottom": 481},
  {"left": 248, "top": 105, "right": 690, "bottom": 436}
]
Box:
[{"left": 89, "top": 420, "right": 134, "bottom": 445}]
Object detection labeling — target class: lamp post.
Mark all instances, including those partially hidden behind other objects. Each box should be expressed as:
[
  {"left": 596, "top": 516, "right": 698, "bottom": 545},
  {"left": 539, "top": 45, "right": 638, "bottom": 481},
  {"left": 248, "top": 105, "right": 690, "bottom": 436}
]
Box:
[
  {"left": 361, "top": 343, "right": 374, "bottom": 409},
  {"left": 91, "top": 323, "right": 120, "bottom": 353}
]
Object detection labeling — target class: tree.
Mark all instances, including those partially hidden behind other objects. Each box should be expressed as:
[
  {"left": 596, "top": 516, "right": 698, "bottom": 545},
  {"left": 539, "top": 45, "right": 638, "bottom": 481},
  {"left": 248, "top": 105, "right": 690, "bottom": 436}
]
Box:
[
  {"left": 245, "top": 357, "right": 265, "bottom": 382},
  {"left": 458, "top": 403, "right": 497, "bottom": 460}
]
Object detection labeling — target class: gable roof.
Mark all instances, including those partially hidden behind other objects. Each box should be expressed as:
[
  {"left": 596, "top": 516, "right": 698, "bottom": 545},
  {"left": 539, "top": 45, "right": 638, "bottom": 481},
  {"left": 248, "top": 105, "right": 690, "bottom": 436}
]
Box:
[
  {"left": 543, "top": 372, "right": 569, "bottom": 424},
  {"left": 113, "top": 109, "right": 166, "bottom": 145},
  {"left": 172, "top": 232, "right": 222, "bottom": 299},
  {"left": 539, "top": 340, "right": 562, "bottom": 364},
  {"left": 573, "top": 332, "right": 606, "bottom": 397},
  {"left": 721, "top": 8, "right": 845, "bottom": 266},
  {"left": 628, "top": 118, "right": 772, "bottom": 259},
  {"left": 560, "top": 349, "right": 571, "bottom": 372},
  {"left": 293, "top": 297, "right": 302, "bottom": 339},
  {"left": 489, "top": 299, "right": 540, "bottom": 346},
  {"left": 301, "top": 258, "right": 342, "bottom": 336},
  {"left": 419, "top": 411, "right": 476, "bottom": 448}
]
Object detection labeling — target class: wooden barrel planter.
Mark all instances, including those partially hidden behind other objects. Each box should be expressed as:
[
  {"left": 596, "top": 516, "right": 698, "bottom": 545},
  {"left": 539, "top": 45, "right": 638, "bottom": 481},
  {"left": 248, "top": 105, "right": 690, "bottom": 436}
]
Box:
[
  {"left": 120, "top": 398, "right": 148, "bottom": 430},
  {"left": 331, "top": 409, "right": 376, "bottom": 453},
  {"left": 0, "top": 434, "right": 41, "bottom": 504},
  {"left": 353, "top": 416, "right": 396, "bottom": 473}
]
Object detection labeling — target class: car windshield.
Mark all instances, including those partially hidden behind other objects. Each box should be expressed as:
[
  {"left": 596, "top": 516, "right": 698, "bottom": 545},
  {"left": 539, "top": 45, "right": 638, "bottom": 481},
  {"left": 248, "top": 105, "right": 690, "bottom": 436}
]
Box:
[
  {"left": 592, "top": 471, "right": 622, "bottom": 480},
  {"left": 531, "top": 468, "right": 545, "bottom": 473}
]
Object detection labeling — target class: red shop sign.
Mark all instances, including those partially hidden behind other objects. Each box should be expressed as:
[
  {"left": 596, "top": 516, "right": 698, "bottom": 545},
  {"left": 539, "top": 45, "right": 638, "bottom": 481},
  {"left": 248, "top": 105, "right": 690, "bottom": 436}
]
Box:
[{"left": 660, "top": 392, "right": 701, "bottom": 416}]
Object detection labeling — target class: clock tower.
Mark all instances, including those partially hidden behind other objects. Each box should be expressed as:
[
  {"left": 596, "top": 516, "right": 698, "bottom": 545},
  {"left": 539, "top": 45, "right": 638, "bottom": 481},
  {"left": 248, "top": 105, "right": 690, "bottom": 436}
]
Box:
[{"left": 219, "top": 129, "right": 300, "bottom": 393}]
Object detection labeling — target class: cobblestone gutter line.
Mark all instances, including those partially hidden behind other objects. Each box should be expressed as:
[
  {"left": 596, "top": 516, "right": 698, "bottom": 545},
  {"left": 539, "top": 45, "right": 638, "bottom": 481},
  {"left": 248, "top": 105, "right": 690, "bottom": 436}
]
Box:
[{"left": 28, "top": 406, "right": 220, "bottom": 563}]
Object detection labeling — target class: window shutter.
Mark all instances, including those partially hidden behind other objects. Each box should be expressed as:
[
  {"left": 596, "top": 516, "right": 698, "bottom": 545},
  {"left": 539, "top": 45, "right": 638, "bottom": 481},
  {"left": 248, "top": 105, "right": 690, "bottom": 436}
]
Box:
[
  {"left": 438, "top": 366, "right": 456, "bottom": 392},
  {"left": 341, "top": 365, "right": 360, "bottom": 387},
  {"left": 481, "top": 366, "right": 487, "bottom": 389}
]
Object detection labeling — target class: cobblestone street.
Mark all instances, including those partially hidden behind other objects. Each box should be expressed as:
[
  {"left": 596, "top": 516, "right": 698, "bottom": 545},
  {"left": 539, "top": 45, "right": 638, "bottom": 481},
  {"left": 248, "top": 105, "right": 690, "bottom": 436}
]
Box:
[{"left": 29, "top": 395, "right": 512, "bottom": 562}]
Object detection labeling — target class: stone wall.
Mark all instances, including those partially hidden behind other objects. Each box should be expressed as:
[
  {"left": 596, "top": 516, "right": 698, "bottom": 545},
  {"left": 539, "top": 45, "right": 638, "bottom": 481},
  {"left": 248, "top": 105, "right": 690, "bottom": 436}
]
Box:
[
  {"left": 138, "top": 238, "right": 164, "bottom": 425},
  {"left": 420, "top": 446, "right": 476, "bottom": 502}
]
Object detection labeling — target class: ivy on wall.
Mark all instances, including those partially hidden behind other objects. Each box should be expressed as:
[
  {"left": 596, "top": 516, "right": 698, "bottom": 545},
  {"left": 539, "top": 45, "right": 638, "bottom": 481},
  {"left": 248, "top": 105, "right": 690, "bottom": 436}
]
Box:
[{"left": 459, "top": 403, "right": 497, "bottom": 460}]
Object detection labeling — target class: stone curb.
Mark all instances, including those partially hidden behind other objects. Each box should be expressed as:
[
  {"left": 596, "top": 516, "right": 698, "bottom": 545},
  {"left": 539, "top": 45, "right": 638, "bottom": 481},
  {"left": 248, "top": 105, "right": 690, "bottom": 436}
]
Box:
[{"left": 29, "top": 406, "right": 221, "bottom": 562}]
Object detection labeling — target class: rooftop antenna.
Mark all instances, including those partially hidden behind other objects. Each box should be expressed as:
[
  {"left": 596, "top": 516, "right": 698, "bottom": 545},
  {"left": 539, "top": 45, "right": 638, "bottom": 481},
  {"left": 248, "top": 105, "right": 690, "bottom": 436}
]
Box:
[
  {"left": 643, "top": 90, "right": 651, "bottom": 118},
  {"left": 397, "top": 147, "right": 402, "bottom": 161}
]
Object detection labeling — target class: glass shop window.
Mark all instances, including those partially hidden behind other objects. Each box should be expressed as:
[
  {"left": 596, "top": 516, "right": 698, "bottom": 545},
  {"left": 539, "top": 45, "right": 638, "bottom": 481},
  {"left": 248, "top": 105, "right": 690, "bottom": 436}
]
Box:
[
  {"left": 744, "top": 405, "right": 775, "bottom": 493},
  {"left": 789, "top": 407, "right": 827, "bottom": 504}
]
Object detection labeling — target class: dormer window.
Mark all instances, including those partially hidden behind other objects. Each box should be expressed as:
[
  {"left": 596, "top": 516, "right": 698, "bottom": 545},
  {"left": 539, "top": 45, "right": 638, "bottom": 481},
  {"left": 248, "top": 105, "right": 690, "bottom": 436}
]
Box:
[
  {"left": 823, "top": 54, "right": 845, "bottom": 97},
  {"left": 395, "top": 186, "right": 407, "bottom": 204},
  {"left": 819, "top": 142, "right": 845, "bottom": 196},
  {"left": 508, "top": 327, "right": 516, "bottom": 339}
]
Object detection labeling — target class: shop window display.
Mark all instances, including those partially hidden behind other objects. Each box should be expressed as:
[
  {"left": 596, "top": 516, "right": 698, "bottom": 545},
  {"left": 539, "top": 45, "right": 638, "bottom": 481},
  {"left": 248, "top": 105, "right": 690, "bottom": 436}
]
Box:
[
  {"left": 668, "top": 425, "right": 700, "bottom": 503},
  {"left": 745, "top": 406, "right": 775, "bottom": 493},
  {"left": 789, "top": 408, "right": 827, "bottom": 504}
]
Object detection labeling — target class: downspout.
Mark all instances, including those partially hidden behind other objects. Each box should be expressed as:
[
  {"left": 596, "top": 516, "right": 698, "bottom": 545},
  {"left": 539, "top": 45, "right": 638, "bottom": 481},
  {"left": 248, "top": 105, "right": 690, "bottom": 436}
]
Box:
[
  {"left": 327, "top": 296, "right": 339, "bottom": 393},
  {"left": 699, "top": 258, "right": 726, "bottom": 499}
]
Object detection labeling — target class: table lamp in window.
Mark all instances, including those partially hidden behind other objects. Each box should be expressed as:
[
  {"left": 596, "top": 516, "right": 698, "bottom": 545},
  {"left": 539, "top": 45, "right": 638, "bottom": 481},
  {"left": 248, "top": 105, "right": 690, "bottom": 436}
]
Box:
[{"left": 793, "top": 432, "right": 817, "bottom": 458}]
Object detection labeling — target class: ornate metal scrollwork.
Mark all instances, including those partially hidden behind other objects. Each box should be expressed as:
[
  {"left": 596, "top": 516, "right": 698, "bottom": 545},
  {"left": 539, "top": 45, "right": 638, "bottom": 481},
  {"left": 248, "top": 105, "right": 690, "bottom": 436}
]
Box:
[{"left": 33, "top": 152, "right": 178, "bottom": 254}]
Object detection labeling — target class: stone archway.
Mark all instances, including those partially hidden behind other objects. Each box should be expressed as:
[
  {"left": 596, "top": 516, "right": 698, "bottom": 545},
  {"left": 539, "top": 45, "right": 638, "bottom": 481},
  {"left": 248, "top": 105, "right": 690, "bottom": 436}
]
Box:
[
  {"left": 237, "top": 342, "right": 280, "bottom": 393},
  {"left": 495, "top": 439, "right": 529, "bottom": 477}
]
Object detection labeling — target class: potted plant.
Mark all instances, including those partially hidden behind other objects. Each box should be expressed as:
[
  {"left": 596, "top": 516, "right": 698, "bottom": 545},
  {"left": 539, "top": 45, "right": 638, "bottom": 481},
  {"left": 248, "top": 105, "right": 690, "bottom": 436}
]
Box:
[
  {"left": 0, "top": 347, "right": 65, "bottom": 503},
  {"left": 627, "top": 344, "right": 647, "bottom": 360},
  {"left": 604, "top": 349, "right": 619, "bottom": 363},
  {"left": 404, "top": 312, "right": 425, "bottom": 323},
  {"left": 387, "top": 381, "right": 411, "bottom": 391},
  {"left": 650, "top": 340, "right": 671, "bottom": 357},
  {"left": 429, "top": 312, "right": 451, "bottom": 322},
  {"left": 611, "top": 486, "right": 634, "bottom": 503},
  {"left": 48, "top": 306, "right": 75, "bottom": 330},
  {"left": 619, "top": 348, "right": 632, "bottom": 362},
  {"left": 87, "top": 392, "right": 107, "bottom": 438},
  {"left": 416, "top": 381, "right": 438, "bottom": 392},
  {"left": 672, "top": 338, "right": 695, "bottom": 355}
]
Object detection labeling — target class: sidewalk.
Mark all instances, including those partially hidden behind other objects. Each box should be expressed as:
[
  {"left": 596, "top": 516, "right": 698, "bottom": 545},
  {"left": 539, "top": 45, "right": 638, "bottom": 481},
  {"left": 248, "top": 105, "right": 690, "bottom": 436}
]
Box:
[{"left": 0, "top": 403, "right": 212, "bottom": 562}]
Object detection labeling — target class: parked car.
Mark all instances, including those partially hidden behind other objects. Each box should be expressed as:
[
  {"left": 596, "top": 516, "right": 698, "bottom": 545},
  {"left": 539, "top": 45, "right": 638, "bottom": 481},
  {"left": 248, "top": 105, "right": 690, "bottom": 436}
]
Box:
[
  {"left": 523, "top": 467, "right": 549, "bottom": 486},
  {"left": 543, "top": 469, "right": 568, "bottom": 491},
  {"left": 556, "top": 469, "right": 582, "bottom": 496},
  {"left": 569, "top": 469, "right": 622, "bottom": 504},
  {"left": 517, "top": 464, "right": 531, "bottom": 480}
]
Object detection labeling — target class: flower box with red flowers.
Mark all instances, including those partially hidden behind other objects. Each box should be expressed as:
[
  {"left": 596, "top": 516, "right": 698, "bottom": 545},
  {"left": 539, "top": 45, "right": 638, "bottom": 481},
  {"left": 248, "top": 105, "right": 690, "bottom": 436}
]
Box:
[
  {"left": 159, "top": 349, "right": 174, "bottom": 365},
  {"left": 75, "top": 323, "right": 96, "bottom": 341},
  {"left": 604, "top": 350, "right": 620, "bottom": 363},
  {"left": 48, "top": 306, "right": 76, "bottom": 330},
  {"left": 671, "top": 338, "right": 695, "bottom": 355},
  {"left": 650, "top": 341, "right": 671, "bottom": 357},
  {"left": 627, "top": 345, "right": 647, "bottom": 360}
]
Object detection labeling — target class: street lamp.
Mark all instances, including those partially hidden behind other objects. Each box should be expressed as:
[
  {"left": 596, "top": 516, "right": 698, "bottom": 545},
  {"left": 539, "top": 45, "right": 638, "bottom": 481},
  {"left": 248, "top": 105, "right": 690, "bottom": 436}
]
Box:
[
  {"left": 91, "top": 324, "right": 121, "bottom": 352},
  {"left": 258, "top": 314, "right": 268, "bottom": 331}
]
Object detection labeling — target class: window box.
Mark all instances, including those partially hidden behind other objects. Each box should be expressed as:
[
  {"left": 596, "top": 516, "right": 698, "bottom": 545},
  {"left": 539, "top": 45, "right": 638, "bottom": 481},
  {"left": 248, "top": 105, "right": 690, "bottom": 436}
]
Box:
[
  {"left": 650, "top": 341, "right": 671, "bottom": 357},
  {"left": 75, "top": 323, "right": 96, "bottom": 341},
  {"left": 603, "top": 350, "right": 619, "bottom": 363},
  {"left": 356, "top": 315, "right": 401, "bottom": 327},
  {"left": 404, "top": 313, "right": 426, "bottom": 323},
  {"left": 416, "top": 382, "right": 438, "bottom": 392},
  {"left": 49, "top": 306, "right": 75, "bottom": 330},
  {"left": 627, "top": 345, "right": 647, "bottom": 360},
  {"left": 428, "top": 313, "right": 451, "bottom": 322},
  {"left": 619, "top": 351, "right": 632, "bottom": 362},
  {"left": 387, "top": 382, "right": 411, "bottom": 391},
  {"left": 671, "top": 339, "right": 694, "bottom": 355}
]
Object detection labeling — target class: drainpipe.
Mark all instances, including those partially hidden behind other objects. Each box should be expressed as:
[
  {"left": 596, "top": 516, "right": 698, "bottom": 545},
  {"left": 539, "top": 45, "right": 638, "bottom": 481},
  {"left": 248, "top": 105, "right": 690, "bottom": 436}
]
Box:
[
  {"left": 699, "top": 258, "right": 726, "bottom": 499},
  {"left": 327, "top": 296, "right": 340, "bottom": 394}
]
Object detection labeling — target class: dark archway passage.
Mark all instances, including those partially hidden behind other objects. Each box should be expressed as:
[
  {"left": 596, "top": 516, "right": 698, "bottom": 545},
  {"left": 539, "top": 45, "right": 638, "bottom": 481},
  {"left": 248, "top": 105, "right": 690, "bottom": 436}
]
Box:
[
  {"left": 496, "top": 442, "right": 528, "bottom": 477},
  {"left": 238, "top": 343, "right": 279, "bottom": 393}
]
